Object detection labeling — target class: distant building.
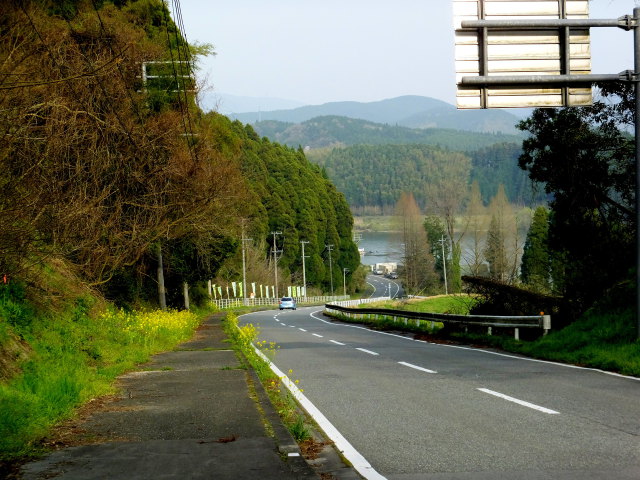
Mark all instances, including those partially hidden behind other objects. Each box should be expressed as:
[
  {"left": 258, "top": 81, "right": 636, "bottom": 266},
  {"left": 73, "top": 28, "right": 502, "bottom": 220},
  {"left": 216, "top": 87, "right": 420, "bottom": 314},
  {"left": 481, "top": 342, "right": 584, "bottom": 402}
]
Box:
[{"left": 373, "top": 263, "right": 397, "bottom": 274}]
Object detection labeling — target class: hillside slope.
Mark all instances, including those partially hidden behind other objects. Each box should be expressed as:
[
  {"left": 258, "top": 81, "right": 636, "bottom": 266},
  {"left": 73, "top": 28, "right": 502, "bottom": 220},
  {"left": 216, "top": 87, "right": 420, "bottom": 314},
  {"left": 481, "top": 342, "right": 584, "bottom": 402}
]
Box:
[
  {"left": 308, "top": 143, "right": 545, "bottom": 214},
  {"left": 253, "top": 116, "right": 523, "bottom": 151}
]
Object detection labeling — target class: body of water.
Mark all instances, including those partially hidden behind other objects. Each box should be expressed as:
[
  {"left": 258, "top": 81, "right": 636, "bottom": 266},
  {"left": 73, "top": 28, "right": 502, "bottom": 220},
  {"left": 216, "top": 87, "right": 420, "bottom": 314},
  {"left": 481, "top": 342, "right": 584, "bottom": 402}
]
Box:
[{"left": 358, "top": 231, "right": 403, "bottom": 266}]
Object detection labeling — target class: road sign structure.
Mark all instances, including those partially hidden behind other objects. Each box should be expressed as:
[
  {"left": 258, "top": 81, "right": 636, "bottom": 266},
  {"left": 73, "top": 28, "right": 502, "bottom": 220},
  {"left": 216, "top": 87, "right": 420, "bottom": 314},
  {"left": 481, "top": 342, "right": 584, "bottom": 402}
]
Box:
[
  {"left": 454, "top": 0, "right": 640, "bottom": 339},
  {"left": 454, "top": 0, "right": 594, "bottom": 108}
]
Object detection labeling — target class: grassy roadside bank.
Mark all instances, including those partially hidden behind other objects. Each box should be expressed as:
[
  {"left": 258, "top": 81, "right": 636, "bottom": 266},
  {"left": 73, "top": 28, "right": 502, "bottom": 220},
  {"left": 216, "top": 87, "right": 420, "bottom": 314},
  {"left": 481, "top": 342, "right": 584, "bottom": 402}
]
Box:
[
  {"left": 330, "top": 294, "right": 640, "bottom": 377},
  {"left": 0, "top": 280, "right": 208, "bottom": 462},
  {"left": 222, "top": 312, "right": 312, "bottom": 443}
]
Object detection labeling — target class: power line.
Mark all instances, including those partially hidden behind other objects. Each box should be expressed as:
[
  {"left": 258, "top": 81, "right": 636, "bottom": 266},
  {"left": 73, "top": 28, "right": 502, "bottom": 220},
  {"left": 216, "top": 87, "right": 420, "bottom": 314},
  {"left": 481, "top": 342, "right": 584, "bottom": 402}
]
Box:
[
  {"left": 0, "top": 55, "right": 121, "bottom": 89},
  {"left": 17, "top": 3, "right": 118, "bottom": 146},
  {"left": 161, "top": 0, "right": 197, "bottom": 163},
  {"left": 62, "top": 15, "right": 139, "bottom": 149},
  {"left": 89, "top": 0, "right": 145, "bottom": 125}
]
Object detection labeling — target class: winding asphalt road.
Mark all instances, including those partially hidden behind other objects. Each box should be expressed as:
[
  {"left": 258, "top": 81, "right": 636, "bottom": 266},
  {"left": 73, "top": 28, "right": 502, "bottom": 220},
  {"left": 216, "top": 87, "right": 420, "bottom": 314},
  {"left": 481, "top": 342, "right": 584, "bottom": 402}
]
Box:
[
  {"left": 240, "top": 306, "right": 640, "bottom": 480},
  {"left": 366, "top": 274, "right": 403, "bottom": 299}
]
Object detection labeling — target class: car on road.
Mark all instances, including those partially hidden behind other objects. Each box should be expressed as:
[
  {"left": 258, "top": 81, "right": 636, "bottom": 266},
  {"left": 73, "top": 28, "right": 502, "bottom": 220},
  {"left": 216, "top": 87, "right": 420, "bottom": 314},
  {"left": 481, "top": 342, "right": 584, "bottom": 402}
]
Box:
[
  {"left": 279, "top": 297, "right": 297, "bottom": 310},
  {"left": 389, "top": 272, "right": 398, "bottom": 279}
]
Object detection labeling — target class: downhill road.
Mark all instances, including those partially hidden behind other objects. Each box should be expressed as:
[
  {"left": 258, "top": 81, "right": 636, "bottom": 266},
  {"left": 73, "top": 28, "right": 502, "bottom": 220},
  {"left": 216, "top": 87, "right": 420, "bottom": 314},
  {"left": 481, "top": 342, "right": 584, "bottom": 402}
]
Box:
[
  {"left": 366, "top": 274, "right": 403, "bottom": 299},
  {"left": 240, "top": 307, "right": 640, "bottom": 480}
]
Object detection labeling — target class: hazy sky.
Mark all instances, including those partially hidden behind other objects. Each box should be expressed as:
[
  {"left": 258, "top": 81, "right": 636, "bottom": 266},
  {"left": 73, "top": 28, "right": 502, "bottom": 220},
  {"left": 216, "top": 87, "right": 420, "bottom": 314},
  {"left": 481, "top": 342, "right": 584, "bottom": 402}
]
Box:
[{"left": 179, "top": 0, "right": 638, "bottom": 107}]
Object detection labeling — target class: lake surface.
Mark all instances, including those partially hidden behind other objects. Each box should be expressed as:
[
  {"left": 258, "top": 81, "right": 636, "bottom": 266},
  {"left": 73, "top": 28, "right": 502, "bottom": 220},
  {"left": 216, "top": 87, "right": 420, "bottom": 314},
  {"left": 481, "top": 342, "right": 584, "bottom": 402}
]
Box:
[
  {"left": 358, "top": 229, "right": 524, "bottom": 274},
  {"left": 358, "top": 231, "right": 403, "bottom": 266}
]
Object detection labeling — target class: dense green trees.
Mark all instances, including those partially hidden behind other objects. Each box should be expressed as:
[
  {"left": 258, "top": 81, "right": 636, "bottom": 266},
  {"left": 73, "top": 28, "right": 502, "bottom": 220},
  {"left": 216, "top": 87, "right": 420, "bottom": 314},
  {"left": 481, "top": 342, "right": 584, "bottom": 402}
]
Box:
[
  {"left": 517, "top": 84, "right": 634, "bottom": 312},
  {"left": 520, "top": 207, "right": 551, "bottom": 292},
  {"left": 202, "top": 114, "right": 360, "bottom": 297},
  {"left": 312, "top": 145, "right": 472, "bottom": 214},
  {"left": 470, "top": 143, "right": 548, "bottom": 205},
  {"left": 310, "top": 143, "right": 543, "bottom": 214},
  {"left": 254, "top": 116, "right": 523, "bottom": 151}
]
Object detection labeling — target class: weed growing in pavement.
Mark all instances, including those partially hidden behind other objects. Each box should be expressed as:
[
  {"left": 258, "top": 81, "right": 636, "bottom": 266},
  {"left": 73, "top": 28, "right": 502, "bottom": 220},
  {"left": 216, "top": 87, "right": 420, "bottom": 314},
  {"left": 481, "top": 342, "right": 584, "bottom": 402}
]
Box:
[
  {"left": 289, "top": 414, "right": 312, "bottom": 442},
  {"left": 222, "top": 313, "right": 312, "bottom": 444}
]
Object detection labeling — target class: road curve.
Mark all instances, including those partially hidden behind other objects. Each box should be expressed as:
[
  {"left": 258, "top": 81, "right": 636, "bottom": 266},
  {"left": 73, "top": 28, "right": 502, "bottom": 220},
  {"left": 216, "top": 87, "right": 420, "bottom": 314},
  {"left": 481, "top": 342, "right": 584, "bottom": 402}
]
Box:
[
  {"left": 240, "top": 307, "right": 640, "bottom": 480},
  {"left": 366, "top": 274, "right": 403, "bottom": 298}
]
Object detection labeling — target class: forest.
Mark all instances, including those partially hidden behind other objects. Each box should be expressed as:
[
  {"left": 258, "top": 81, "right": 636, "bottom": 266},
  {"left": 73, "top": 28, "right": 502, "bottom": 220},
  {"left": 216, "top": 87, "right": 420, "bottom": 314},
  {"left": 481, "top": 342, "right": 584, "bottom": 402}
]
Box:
[
  {"left": 308, "top": 143, "right": 546, "bottom": 215},
  {"left": 0, "top": 0, "right": 359, "bottom": 309},
  {"left": 253, "top": 115, "right": 523, "bottom": 151},
  {"left": 391, "top": 83, "right": 635, "bottom": 331}
]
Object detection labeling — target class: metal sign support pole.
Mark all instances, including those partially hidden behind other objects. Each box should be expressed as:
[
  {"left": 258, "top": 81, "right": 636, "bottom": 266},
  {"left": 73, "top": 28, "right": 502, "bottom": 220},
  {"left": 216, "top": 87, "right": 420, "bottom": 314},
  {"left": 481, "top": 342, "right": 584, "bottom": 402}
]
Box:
[{"left": 634, "top": 7, "right": 640, "bottom": 341}]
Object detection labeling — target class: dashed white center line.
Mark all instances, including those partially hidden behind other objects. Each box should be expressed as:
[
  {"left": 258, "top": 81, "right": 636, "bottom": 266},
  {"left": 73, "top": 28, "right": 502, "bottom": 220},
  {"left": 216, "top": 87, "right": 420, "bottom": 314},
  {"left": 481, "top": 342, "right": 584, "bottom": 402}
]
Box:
[
  {"left": 312, "top": 333, "right": 324, "bottom": 338},
  {"left": 280, "top": 323, "right": 287, "bottom": 327},
  {"left": 398, "top": 361, "right": 437, "bottom": 374},
  {"left": 289, "top": 325, "right": 295, "bottom": 328},
  {"left": 330, "top": 340, "right": 346, "bottom": 346},
  {"left": 356, "top": 348, "right": 379, "bottom": 356},
  {"left": 299, "top": 328, "right": 307, "bottom": 332},
  {"left": 478, "top": 388, "right": 560, "bottom": 415}
]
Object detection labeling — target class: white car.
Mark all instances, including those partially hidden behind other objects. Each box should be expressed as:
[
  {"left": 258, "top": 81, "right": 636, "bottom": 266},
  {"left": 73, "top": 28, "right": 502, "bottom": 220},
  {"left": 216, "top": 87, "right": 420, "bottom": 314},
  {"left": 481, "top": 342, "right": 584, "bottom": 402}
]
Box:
[{"left": 279, "top": 297, "right": 297, "bottom": 310}]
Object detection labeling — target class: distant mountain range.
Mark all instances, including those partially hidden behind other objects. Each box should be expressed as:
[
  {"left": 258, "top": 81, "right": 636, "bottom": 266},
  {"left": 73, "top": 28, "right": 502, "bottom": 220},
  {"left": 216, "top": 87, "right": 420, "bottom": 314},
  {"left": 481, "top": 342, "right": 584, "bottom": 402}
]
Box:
[
  {"left": 199, "top": 92, "right": 306, "bottom": 115},
  {"left": 229, "top": 95, "right": 523, "bottom": 135},
  {"left": 253, "top": 116, "right": 523, "bottom": 151}
]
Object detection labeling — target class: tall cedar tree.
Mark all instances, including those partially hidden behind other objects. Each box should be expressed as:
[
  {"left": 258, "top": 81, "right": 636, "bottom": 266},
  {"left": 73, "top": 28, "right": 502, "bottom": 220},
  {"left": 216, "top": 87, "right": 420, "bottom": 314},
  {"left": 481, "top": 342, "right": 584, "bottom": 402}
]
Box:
[
  {"left": 483, "top": 185, "right": 518, "bottom": 282},
  {"left": 464, "top": 180, "right": 488, "bottom": 276},
  {"left": 520, "top": 207, "right": 551, "bottom": 292}
]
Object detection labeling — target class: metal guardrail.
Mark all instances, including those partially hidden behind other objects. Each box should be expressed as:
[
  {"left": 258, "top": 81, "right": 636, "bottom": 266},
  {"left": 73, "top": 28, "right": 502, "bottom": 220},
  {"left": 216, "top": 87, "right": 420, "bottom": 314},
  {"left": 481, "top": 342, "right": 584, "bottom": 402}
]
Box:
[
  {"left": 328, "top": 297, "right": 391, "bottom": 308},
  {"left": 212, "top": 295, "right": 349, "bottom": 310},
  {"left": 324, "top": 303, "right": 551, "bottom": 339}
]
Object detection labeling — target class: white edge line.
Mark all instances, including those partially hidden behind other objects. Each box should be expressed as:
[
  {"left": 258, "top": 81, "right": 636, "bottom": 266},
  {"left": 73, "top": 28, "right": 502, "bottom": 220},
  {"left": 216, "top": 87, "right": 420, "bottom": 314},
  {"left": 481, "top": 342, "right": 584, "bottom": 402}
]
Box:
[
  {"left": 366, "top": 281, "right": 377, "bottom": 298},
  {"left": 252, "top": 345, "right": 387, "bottom": 480},
  {"left": 478, "top": 388, "right": 560, "bottom": 415},
  {"left": 308, "top": 311, "right": 640, "bottom": 383},
  {"left": 330, "top": 340, "right": 346, "bottom": 346},
  {"left": 356, "top": 347, "right": 379, "bottom": 356},
  {"left": 398, "top": 361, "right": 437, "bottom": 374}
]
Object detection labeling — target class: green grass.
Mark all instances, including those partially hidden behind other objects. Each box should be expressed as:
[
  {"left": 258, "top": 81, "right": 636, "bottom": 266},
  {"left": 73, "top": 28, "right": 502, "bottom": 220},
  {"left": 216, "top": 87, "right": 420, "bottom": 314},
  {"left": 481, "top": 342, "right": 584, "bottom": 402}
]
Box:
[
  {"left": 222, "top": 313, "right": 313, "bottom": 444},
  {"left": 359, "top": 295, "right": 476, "bottom": 315},
  {"left": 342, "top": 290, "right": 639, "bottom": 377},
  {"left": 0, "top": 283, "right": 205, "bottom": 461},
  {"left": 488, "top": 306, "right": 639, "bottom": 376}
]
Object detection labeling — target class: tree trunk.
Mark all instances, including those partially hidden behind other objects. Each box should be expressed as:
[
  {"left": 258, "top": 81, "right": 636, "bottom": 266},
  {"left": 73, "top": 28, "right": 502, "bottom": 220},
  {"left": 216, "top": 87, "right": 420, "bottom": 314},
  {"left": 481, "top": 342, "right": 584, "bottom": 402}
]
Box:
[
  {"left": 157, "top": 243, "right": 166, "bottom": 310},
  {"left": 183, "top": 281, "right": 190, "bottom": 310}
]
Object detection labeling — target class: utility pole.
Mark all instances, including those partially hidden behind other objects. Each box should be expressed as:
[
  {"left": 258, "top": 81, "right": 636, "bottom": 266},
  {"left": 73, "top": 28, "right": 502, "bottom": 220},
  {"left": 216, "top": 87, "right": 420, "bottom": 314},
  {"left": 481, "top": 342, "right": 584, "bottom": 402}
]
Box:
[
  {"left": 326, "top": 244, "right": 334, "bottom": 296},
  {"left": 242, "top": 222, "right": 252, "bottom": 306},
  {"left": 635, "top": 7, "right": 640, "bottom": 340},
  {"left": 300, "top": 240, "right": 310, "bottom": 299},
  {"left": 440, "top": 235, "right": 448, "bottom": 296},
  {"left": 343, "top": 268, "right": 349, "bottom": 297},
  {"left": 271, "top": 231, "right": 282, "bottom": 299}
]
